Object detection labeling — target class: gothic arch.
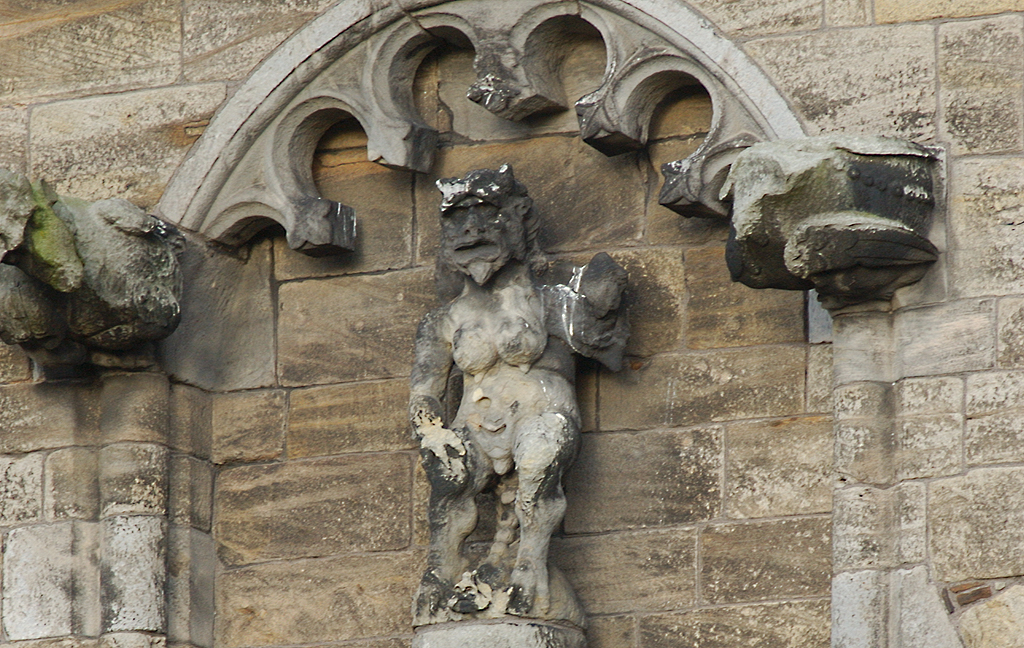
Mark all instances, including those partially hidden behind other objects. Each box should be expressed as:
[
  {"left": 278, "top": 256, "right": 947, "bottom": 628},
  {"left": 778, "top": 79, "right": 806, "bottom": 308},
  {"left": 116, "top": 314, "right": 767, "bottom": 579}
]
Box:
[{"left": 154, "top": 0, "right": 805, "bottom": 253}]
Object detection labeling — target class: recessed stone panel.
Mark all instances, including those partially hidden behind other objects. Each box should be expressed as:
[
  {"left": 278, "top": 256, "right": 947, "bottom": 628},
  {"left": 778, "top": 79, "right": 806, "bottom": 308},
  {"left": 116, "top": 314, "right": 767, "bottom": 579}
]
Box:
[
  {"left": 725, "top": 415, "right": 832, "bottom": 519},
  {"left": 215, "top": 454, "right": 412, "bottom": 566},
  {"left": 288, "top": 379, "right": 415, "bottom": 458},
  {"left": 216, "top": 552, "right": 418, "bottom": 646},
  {"left": 564, "top": 427, "right": 721, "bottom": 533},
  {"left": 599, "top": 347, "right": 805, "bottom": 431},
  {"left": 701, "top": 518, "right": 831, "bottom": 604},
  {"left": 551, "top": 529, "right": 697, "bottom": 614},
  {"left": 639, "top": 600, "right": 830, "bottom": 648},
  {"left": 278, "top": 269, "right": 436, "bottom": 386}
]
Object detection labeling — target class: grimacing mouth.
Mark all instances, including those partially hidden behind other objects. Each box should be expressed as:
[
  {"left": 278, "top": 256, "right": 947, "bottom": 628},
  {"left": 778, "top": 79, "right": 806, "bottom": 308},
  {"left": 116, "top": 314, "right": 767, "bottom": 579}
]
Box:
[{"left": 451, "top": 240, "right": 501, "bottom": 264}]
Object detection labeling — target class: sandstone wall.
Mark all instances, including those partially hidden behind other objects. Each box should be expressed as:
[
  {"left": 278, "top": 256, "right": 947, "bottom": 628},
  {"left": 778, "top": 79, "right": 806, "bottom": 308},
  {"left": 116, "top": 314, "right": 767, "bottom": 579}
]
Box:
[{"left": 1, "top": 1, "right": 1023, "bottom": 648}]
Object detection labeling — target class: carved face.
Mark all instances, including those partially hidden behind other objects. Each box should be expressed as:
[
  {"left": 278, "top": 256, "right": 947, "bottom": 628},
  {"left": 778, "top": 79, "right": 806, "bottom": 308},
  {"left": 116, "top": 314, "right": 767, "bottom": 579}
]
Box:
[{"left": 440, "top": 197, "right": 529, "bottom": 285}]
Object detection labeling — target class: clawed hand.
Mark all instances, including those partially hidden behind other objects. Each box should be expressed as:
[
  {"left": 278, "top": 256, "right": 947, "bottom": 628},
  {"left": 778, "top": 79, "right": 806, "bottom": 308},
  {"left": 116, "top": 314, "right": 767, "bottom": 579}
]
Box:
[{"left": 418, "top": 423, "right": 467, "bottom": 479}]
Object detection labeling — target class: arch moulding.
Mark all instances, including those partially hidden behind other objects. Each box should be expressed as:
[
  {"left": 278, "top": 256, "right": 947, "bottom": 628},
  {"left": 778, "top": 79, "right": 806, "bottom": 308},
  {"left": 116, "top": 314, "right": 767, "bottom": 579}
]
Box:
[{"left": 154, "top": 0, "right": 806, "bottom": 254}]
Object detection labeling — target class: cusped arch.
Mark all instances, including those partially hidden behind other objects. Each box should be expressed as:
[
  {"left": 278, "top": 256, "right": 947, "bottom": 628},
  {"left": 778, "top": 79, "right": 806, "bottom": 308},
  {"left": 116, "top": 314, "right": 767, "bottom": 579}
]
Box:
[{"left": 155, "top": 0, "right": 805, "bottom": 253}]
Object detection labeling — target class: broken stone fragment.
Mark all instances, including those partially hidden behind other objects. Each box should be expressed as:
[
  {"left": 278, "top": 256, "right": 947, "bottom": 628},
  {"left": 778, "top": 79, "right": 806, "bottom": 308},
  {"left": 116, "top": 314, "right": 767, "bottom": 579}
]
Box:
[{"left": 721, "top": 135, "right": 939, "bottom": 308}]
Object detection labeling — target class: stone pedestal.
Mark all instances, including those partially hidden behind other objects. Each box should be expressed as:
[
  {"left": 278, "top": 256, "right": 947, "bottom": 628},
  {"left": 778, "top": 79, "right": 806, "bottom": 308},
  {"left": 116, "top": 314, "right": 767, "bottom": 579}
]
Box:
[{"left": 412, "top": 619, "right": 586, "bottom": 648}]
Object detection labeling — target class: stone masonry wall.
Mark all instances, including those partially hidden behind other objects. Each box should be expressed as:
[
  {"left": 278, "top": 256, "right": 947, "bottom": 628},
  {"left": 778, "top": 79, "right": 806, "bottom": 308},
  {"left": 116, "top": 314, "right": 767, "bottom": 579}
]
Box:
[{"left": 3, "top": 1, "right": 1024, "bottom": 648}]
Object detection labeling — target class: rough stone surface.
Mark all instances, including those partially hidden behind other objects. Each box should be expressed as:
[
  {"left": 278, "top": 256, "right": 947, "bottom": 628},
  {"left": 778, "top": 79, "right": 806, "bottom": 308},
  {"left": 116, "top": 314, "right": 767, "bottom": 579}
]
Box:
[
  {"left": 949, "top": 159, "right": 1024, "bottom": 298},
  {"left": 412, "top": 620, "right": 585, "bottom": 648},
  {"left": 551, "top": 529, "right": 696, "bottom": 614},
  {"left": 183, "top": 0, "right": 335, "bottom": 82},
  {"left": 967, "top": 412, "right": 1024, "bottom": 466},
  {"left": 607, "top": 248, "right": 685, "bottom": 358},
  {"left": 166, "top": 526, "right": 215, "bottom": 647},
  {"left": 895, "top": 300, "right": 996, "bottom": 376},
  {"left": 998, "top": 297, "right": 1024, "bottom": 367},
  {"left": 896, "top": 376, "right": 964, "bottom": 416},
  {"left": 215, "top": 454, "right": 412, "bottom": 566},
  {"left": 889, "top": 566, "right": 964, "bottom": 648},
  {"left": 216, "top": 552, "right": 418, "bottom": 646},
  {"left": 101, "top": 515, "right": 166, "bottom": 633},
  {"left": 0, "top": 0, "right": 180, "bottom": 103},
  {"left": 0, "top": 452, "right": 44, "bottom": 525},
  {"left": 45, "top": 447, "right": 100, "bottom": 520},
  {"left": 745, "top": 25, "right": 936, "bottom": 139},
  {"left": 100, "top": 373, "right": 170, "bottom": 444},
  {"left": 834, "top": 482, "right": 925, "bottom": 571},
  {"left": 807, "top": 344, "right": 835, "bottom": 413},
  {"left": 895, "top": 414, "right": 963, "bottom": 480},
  {"left": 639, "top": 600, "right": 830, "bottom": 648},
  {"left": 3, "top": 521, "right": 100, "bottom": 640},
  {"left": 0, "top": 107, "right": 27, "bottom": 174},
  {"left": 288, "top": 379, "right": 415, "bottom": 457},
  {"left": 684, "top": 247, "right": 804, "bottom": 350},
  {"left": 931, "top": 467, "right": 1024, "bottom": 581},
  {"left": 832, "top": 571, "right": 885, "bottom": 648},
  {"left": 586, "top": 616, "right": 635, "bottom": 648},
  {"left": 960, "top": 584, "right": 1024, "bottom": 648},
  {"left": 701, "top": 518, "right": 831, "bottom": 604},
  {"left": 831, "top": 312, "right": 894, "bottom": 385},
  {"left": 159, "top": 238, "right": 275, "bottom": 392},
  {"left": 696, "top": 0, "right": 821, "bottom": 37},
  {"left": 168, "top": 383, "right": 212, "bottom": 458},
  {"left": 210, "top": 390, "right": 286, "bottom": 464},
  {"left": 0, "top": 382, "right": 99, "bottom": 453},
  {"left": 876, "top": 0, "right": 1024, "bottom": 22},
  {"left": 725, "top": 415, "right": 832, "bottom": 518},
  {"left": 564, "top": 427, "right": 721, "bottom": 533},
  {"left": 600, "top": 347, "right": 804, "bottom": 431},
  {"left": 278, "top": 269, "right": 435, "bottom": 385},
  {"left": 169, "top": 455, "right": 213, "bottom": 531},
  {"left": 967, "top": 369, "right": 1024, "bottom": 416},
  {"left": 826, "top": 0, "right": 870, "bottom": 26},
  {"left": 99, "top": 443, "right": 169, "bottom": 517},
  {"left": 939, "top": 16, "right": 1024, "bottom": 155},
  {"left": 0, "top": 343, "right": 31, "bottom": 383},
  {"left": 30, "top": 84, "right": 225, "bottom": 209}
]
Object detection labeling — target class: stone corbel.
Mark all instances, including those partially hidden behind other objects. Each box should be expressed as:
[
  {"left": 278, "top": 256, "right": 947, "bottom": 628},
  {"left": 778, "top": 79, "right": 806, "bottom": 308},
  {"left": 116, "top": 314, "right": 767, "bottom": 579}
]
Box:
[{"left": 719, "top": 136, "right": 940, "bottom": 308}]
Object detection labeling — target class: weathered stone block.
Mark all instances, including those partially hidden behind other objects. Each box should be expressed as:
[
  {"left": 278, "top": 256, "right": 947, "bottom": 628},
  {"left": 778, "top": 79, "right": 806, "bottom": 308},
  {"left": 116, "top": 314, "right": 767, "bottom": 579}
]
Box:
[
  {"left": 278, "top": 269, "right": 435, "bottom": 386},
  {"left": 967, "top": 369, "right": 1024, "bottom": 417},
  {"left": 744, "top": 25, "right": 936, "bottom": 139},
  {"left": 278, "top": 164, "right": 413, "bottom": 280},
  {"left": 807, "top": 344, "right": 834, "bottom": 413},
  {"left": 949, "top": 159, "right": 1024, "bottom": 298},
  {"left": 100, "top": 633, "right": 167, "bottom": 648},
  {"left": 890, "top": 566, "right": 964, "bottom": 648},
  {"left": 0, "top": 452, "right": 43, "bottom": 525},
  {"left": 183, "top": 0, "right": 335, "bottom": 82},
  {"left": 415, "top": 138, "right": 644, "bottom": 264},
  {"left": 639, "top": 600, "right": 829, "bottom": 648},
  {"left": 894, "top": 481, "right": 927, "bottom": 565},
  {"left": 999, "top": 297, "right": 1024, "bottom": 368},
  {"left": 551, "top": 529, "right": 696, "bottom": 614},
  {"left": 413, "top": 620, "right": 583, "bottom": 648},
  {"left": 586, "top": 615, "right": 634, "bottom": 648},
  {"left": 99, "top": 444, "right": 169, "bottom": 517},
  {"left": 896, "top": 376, "right": 964, "bottom": 416},
  {"left": 599, "top": 347, "right": 804, "bottom": 431},
  {"left": 967, "top": 412, "right": 1024, "bottom": 466},
  {"left": 833, "top": 486, "right": 895, "bottom": 571},
  {"left": 3, "top": 521, "right": 100, "bottom": 640},
  {"left": 896, "top": 414, "right": 963, "bottom": 480},
  {"left": 930, "top": 467, "right": 1024, "bottom": 581},
  {"left": 45, "top": 447, "right": 100, "bottom": 521},
  {"left": 0, "top": 382, "right": 99, "bottom": 453},
  {"left": 564, "top": 427, "right": 721, "bottom": 534},
  {"left": 169, "top": 455, "right": 213, "bottom": 531},
  {"left": 835, "top": 419, "right": 895, "bottom": 486},
  {"left": 939, "top": 16, "right": 1024, "bottom": 155},
  {"left": 215, "top": 454, "right": 412, "bottom": 566},
  {"left": 876, "top": 0, "right": 1024, "bottom": 23},
  {"left": 159, "top": 238, "right": 275, "bottom": 392},
  {"left": 101, "top": 515, "right": 166, "bottom": 633},
  {"left": 684, "top": 247, "right": 804, "bottom": 350},
  {"left": 725, "top": 415, "right": 832, "bottom": 518},
  {"left": 895, "top": 300, "right": 996, "bottom": 376},
  {"left": 832, "top": 570, "right": 885, "bottom": 648},
  {"left": 701, "top": 518, "right": 830, "bottom": 604},
  {"left": 100, "top": 373, "right": 169, "bottom": 444},
  {"left": 167, "top": 526, "right": 215, "bottom": 647},
  {"left": 0, "top": 106, "right": 27, "bottom": 174},
  {"left": 604, "top": 247, "right": 685, "bottom": 357},
  {"left": 0, "top": 343, "right": 31, "bottom": 383},
  {"left": 831, "top": 312, "right": 894, "bottom": 385},
  {"left": 826, "top": 0, "right": 870, "bottom": 26},
  {"left": 288, "top": 379, "right": 414, "bottom": 458},
  {"left": 210, "top": 390, "right": 286, "bottom": 464},
  {"left": 168, "top": 383, "right": 212, "bottom": 458},
  {"left": 0, "top": 0, "right": 180, "bottom": 103},
  {"left": 696, "top": 0, "right": 821, "bottom": 37},
  {"left": 959, "top": 584, "right": 1024, "bottom": 648},
  {"left": 31, "top": 84, "right": 225, "bottom": 209},
  {"left": 216, "top": 552, "right": 418, "bottom": 646},
  {"left": 835, "top": 382, "right": 893, "bottom": 421}
]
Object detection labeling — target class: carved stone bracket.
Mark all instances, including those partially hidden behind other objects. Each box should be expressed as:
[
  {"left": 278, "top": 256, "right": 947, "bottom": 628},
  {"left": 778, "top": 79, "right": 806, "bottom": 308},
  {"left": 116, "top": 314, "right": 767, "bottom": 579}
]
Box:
[{"left": 721, "top": 136, "right": 940, "bottom": 308}]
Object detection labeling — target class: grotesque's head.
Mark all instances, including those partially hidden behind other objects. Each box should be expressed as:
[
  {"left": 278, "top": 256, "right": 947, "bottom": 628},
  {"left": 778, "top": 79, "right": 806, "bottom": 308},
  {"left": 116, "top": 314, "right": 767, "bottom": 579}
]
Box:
[{"left": 437, "top": 164, "right": 541, "bottom": 285}]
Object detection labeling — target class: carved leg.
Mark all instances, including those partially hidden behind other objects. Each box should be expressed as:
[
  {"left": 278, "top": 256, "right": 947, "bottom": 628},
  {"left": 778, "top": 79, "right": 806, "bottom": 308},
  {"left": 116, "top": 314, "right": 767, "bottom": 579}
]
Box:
[
  {"left": 507, "top": 412, "right": 579, "bottom": 617},
  {"left": 416, "top": 431, "right": 491, "bottom": 622}
]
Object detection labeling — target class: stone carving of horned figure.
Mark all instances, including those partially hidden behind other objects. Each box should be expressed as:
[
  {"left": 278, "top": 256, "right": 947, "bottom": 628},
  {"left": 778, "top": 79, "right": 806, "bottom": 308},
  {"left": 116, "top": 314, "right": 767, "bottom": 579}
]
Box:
[{"left": 409, "top": 165, "right": 628, "bottom": 628}]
